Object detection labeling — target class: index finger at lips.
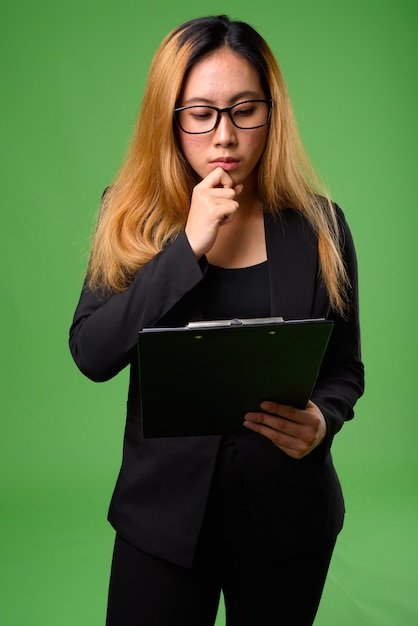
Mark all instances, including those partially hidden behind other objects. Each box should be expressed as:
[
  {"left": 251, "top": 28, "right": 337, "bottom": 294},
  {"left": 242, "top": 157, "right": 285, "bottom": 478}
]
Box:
[{"left": 200, "top": 167, "right": 234, "bottom": 189}]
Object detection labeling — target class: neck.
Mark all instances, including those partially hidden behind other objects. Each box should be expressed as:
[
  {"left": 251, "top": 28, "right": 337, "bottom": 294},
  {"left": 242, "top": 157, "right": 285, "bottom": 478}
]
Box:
[
  {"left": 206, "top": 191, "right": 267, "bottom": 268},
  {"left": 236, "top": 179, "right": 264, "bottom": 219}
]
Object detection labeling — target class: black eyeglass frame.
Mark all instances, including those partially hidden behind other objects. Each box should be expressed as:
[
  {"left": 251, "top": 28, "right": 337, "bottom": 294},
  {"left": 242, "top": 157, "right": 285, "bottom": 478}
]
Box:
[{"left": 174, "top": 99, "right": 274, "bottom": 134}]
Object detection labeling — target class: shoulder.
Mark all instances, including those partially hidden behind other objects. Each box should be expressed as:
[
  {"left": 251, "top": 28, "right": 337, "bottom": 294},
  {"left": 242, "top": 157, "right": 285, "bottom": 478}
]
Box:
[
  {"left": 331, "top": 202, "right": 358, "bottom": 261},
  {"left": 264, "top": 207, "right": 318, "bottom": 248}
]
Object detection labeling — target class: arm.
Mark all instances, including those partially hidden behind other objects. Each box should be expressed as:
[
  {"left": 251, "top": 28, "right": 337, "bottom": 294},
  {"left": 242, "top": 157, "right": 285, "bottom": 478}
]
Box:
[
  {"left": 70, "top": 169, "right": 243, "bottom": 383},
  {"left": 244, "top": 208, "right": 364, "bottom": 457},
  {"left": 310, "top": 208, "right": 364, "bottom": 446},
  {"left": 69, "top": 232, "right": 204, "bottom": 382}
]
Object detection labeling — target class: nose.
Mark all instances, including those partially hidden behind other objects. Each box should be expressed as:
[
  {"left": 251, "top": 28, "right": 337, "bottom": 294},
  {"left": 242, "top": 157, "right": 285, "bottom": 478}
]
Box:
[{"left": 213, "top": 111, "right": 237, "bottom": 146}]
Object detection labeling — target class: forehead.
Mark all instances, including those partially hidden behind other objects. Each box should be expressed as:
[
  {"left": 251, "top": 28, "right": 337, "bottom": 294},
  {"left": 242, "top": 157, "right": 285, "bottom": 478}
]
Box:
[{"left": 182, "top": 49, "right": 263, "bottom": 102}]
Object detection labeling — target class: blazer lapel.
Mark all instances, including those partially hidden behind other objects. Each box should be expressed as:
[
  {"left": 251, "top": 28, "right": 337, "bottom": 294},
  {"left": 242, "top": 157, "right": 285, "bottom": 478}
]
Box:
[{"left": 265, "top": 210, "right": 319, "bottom": 320}]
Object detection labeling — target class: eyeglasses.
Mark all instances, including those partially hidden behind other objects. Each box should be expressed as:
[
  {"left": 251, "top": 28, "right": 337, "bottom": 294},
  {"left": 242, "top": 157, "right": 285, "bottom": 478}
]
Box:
[{"left": 174, "top": 99, "right": 273, "bottom": 134}]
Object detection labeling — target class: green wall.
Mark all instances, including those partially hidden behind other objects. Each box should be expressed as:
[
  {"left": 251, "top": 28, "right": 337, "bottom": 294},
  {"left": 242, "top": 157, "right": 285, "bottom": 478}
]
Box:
[{"left": 1, "top": 1, "right": 417, "bottom": 624}]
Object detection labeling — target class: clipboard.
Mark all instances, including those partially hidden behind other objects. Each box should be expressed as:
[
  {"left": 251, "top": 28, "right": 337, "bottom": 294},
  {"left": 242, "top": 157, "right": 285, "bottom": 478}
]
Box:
[{"left": 137, "top": 317, "right": 333, "bottom": 437}]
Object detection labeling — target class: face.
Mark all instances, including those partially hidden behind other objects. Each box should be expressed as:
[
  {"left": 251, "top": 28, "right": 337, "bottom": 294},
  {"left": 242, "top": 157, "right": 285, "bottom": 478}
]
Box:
[{"left": 177, "top": 50, "right": 269, "bottom": 192}]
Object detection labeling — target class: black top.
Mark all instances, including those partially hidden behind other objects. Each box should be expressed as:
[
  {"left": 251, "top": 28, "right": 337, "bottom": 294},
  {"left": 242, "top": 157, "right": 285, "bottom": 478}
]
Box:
[{"left": 201, "top": 261, "right": 270, "bottom": 320}]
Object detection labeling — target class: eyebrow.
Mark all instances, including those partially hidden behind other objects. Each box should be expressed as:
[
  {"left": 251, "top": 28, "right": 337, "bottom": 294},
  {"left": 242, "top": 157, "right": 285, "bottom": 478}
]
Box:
[{"left": 181, "top": 90, "right": 262, "bottom": 106}]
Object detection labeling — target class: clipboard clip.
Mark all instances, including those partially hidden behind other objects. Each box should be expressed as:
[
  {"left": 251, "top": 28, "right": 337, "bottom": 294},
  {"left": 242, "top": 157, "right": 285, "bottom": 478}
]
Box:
[{"left": 187, "top": 316, "right": 284, "bottom": 329}]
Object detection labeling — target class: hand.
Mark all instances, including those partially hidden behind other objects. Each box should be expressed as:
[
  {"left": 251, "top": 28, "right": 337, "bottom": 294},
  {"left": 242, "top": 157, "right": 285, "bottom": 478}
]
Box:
[
  {"left": 243, "top": 400, "right": 327, "bottom": 459},
  {"left": 185, "top": 167, "right": 243, "bottom": 258}
]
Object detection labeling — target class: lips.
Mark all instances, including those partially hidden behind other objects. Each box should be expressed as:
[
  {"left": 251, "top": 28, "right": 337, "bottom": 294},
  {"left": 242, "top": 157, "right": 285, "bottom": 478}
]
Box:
[{"left": 210, "top": 158, "right": 240, "bottom": 171}]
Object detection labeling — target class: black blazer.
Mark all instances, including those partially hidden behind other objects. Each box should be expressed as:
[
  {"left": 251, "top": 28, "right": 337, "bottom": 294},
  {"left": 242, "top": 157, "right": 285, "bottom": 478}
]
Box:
[{"left": 69, "top": 207, "right": 364, "bottom": 567}]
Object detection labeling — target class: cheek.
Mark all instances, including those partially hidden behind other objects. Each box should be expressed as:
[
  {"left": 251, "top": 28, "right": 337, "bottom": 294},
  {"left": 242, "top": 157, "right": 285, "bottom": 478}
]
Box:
[
  {"left": 179, "top": 136, "right": 206, "bottom": 161},
  {"left": 246, "top": 130, "right": 268, "bottom": 158}
]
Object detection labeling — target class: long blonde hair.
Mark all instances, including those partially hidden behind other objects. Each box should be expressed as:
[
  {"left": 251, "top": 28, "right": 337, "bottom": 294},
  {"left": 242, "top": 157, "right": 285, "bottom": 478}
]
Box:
[{"left": 87, "top": 16, "right": 348, "bottom": 314}]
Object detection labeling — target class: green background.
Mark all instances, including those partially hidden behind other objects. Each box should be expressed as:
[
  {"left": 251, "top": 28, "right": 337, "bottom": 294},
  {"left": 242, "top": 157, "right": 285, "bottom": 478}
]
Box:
[{"left": 1, "top": 0, "right": 417, "bottom": 624}]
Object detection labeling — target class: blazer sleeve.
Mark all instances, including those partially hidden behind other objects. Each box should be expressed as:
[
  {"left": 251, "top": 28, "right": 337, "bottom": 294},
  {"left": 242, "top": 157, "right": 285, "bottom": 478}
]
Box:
[
  {"left": 311, "top": 207, "right": 365, "bottom": 447},
  {"left": 69, "top": 232, "right": 204, "bottom": 382}
]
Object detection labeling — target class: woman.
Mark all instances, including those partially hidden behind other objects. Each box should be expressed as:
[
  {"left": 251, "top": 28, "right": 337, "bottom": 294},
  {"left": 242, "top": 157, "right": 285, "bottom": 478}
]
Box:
[{"left": 70, "top": 15, "right": 364, "bottom": 626}]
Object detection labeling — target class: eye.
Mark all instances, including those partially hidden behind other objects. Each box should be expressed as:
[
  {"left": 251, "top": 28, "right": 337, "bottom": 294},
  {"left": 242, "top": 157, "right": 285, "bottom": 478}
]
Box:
[
  {"left": 188, "top": 107, "right": 216, "bottom": 121},
  {"left": 233, "top": 104, "right": 256, "bottom": 118},
  {"left": 192, "top": 112, "right": 212, "bottom": 121}
]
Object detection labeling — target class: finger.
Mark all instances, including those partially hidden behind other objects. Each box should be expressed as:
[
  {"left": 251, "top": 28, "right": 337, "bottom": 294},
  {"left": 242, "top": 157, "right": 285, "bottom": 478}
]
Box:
[
  {"left": 199, "top": 167, "right": 235, "bottom": 189},
  {"left": 244, "top": 402, "right": 326, "bottom": 456},
  {"left": 260, "top": 401, "right": 303, "bottom": 423},
  {"left": 234, "top": 183, "right": 244, "bottom": 197},
  {"left": 243, "top": 419, "right": 307, "bottom": 456},
  {"left": 244, "top": 411, "right": 303, "bottom": 437}
]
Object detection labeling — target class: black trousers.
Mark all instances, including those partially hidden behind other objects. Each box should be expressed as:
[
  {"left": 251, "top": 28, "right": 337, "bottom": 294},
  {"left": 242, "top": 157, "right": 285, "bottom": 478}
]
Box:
[{"left": 106, "top": 439, "right": 337, "bottom": 626}]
